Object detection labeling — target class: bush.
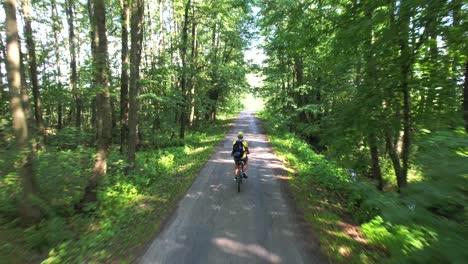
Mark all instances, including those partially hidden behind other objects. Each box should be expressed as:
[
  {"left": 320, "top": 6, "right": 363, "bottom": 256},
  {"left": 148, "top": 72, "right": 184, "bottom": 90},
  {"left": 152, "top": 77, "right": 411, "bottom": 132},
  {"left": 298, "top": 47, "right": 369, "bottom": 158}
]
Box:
[
  {"left": 24, "top": 217, "right": 73, "bottom": 251},
  {"left": 259, "top": 110, "right": 468, "bottom": 263},
  {"left": 47, "top": 127, "right": 94, "bottom": 149},
  {"left": 36, "top": 148, "right": 93, "bottom": 216}
]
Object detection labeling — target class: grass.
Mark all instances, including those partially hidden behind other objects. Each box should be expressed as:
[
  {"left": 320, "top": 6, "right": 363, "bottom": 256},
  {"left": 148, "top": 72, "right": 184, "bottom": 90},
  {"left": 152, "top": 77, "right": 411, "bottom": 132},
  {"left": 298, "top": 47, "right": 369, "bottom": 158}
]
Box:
[
  {"left": 0, "top": 116, "right": 234, "bottom": 264},
  {"left": 257, "top": 112, "right": 376, "bottom": 263}
]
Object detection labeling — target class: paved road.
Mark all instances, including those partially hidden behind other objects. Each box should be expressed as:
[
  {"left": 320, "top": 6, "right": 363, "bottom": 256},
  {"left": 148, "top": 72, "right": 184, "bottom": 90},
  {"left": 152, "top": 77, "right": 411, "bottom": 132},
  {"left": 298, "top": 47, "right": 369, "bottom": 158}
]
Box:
[{"left": 140, "top": 111, "right": 326, "bottom": 264}]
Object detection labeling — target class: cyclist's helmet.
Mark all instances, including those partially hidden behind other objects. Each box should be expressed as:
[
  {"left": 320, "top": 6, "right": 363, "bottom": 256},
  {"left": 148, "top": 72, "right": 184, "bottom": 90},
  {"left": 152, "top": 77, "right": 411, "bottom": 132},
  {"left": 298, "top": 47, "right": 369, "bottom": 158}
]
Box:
[{"left": 237, "top": 132, "right": 243, "bottom": 139}]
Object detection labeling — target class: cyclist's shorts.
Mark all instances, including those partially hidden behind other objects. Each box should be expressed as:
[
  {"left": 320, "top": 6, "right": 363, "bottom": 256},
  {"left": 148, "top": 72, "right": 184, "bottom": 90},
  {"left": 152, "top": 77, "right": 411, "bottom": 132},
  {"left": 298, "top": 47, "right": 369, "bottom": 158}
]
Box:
[{"left": 234, "top": 157, "right": 248, "bottom": 165}]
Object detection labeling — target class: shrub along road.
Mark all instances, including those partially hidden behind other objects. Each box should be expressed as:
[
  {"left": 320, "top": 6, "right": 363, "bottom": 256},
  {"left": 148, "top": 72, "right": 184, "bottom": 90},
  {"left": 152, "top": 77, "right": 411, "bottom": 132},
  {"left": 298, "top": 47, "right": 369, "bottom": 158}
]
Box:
[{"left": 140, "top": 111, "right": 326, "bottom": 264}]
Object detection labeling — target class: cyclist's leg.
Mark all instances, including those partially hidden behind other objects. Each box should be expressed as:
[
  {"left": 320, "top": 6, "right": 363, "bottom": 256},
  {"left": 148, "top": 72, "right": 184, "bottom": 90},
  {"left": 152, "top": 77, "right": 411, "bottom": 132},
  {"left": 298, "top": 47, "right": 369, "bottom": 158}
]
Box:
[
  {"left": 242, "top": 158, "right": 248, "bottom": 178},
  {"left": 234, "top": 159, "right": 239, "bottom": 178}
]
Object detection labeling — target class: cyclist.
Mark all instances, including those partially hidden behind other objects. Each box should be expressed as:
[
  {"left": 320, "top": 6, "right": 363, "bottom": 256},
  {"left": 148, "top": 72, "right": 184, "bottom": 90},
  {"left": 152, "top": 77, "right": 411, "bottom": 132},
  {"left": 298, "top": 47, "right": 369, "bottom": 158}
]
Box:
[{"left": 231, "top": 131, "right": 250, "bottom": 180}]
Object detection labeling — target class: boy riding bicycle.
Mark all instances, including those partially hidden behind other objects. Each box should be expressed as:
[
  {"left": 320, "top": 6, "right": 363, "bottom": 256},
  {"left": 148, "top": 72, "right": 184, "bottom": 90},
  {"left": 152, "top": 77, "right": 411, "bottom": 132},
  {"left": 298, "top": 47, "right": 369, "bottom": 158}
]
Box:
[{"left": 231, "top": 132, "right": 250, "bottom": 180}]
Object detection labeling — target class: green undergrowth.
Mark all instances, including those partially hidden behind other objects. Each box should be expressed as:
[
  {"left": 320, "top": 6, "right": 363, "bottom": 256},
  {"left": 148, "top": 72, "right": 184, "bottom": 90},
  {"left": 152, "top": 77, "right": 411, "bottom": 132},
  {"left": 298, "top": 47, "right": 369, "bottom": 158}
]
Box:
[
  {"left": 258, "top": 111, "right": 468, "bottom": 264},
  {"left": 0, "top": 117, "right": 232, "bottom": 263}
]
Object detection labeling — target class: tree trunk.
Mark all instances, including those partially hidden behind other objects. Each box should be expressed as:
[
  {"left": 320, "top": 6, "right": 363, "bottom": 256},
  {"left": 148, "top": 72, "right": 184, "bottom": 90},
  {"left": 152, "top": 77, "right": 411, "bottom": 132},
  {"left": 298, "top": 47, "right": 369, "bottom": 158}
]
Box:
[
  {"left": 0, "top": 36, "right": 7, "bottom": 114},
  {"left": 293, "top": 55, "right": 306, "bottom": 113},
  {"left": 19, "top": 50, "right": 32, "bottom": 124},
  {"left": 4, "top": 0, "right": 41, "bottom": 224},
  {"left": 157, "top": 0, "right": 164, "bottom": 58},
  {"left": 399, "top": 18, "right": 411, "bottom": 189},
  {"left": 51, "top": 0, "right": 62, "bottom": 132},
  {"left": 369, "top": 135, "right": 383, "bottom": 190},
  {"left": 120, "top": 0, "right": 130, "bottom": 153},
  {"left": 66, "top": 0, "right": 81, "bottom": 130},
  {"left": 385, "top": 131, "right": 402, "bottom": 187},
  {"left": 82, "top": 0, "right": 111, "bottom": 205},
  {"left": 449, "top": 0, "right": 466, "bottom": 131},
  {"left": 179, "top": 0, "right": 191, "bottom": 140},
  {"left": 464, "top": 59, "right": 468, "bottom": 133},
  {"left": 363, "top": 3, "right": 384, "bottom": 190},
  {"left": 57, "top": 103, "right": 62, "bottom": 130},
  {"left": 21, "top": 0, "right": 44, "bottom": 135},
  {"left": 127, "top": 0, "right": 144, "bottom": 169},
  {"left": 189, "top": 10, "right": 197, "bottom": 128}
]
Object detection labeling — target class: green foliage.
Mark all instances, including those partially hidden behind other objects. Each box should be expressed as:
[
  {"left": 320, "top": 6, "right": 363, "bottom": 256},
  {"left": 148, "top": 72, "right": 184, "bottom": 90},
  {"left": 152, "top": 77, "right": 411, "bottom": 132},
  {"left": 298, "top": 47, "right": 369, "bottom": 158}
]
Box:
[
  {"left": 0, "top": 117, "right": 229, "bottom": 263},
  {"left": 361, "top": 216, "right": 436, "bottom": 262},
  {"left": 24, "top": 217, "right": 73, "bottom": 251},
  {"left": 36, "top": 148, "right": 93, "bottom": 216},
  {"left": 0, "top": 172, "right": 20, "bottom": 218},
  {"left": 0, "top": 114, "right": 230, "bottom": 263},
  {"left": 0, "top": 118, "right": 13, "bottom": 149},
  {"left": 47, "top": 128, "right": 94, "bottom": 150},
  {"left": 258, "top": 0, "right": 466, "bottom": 192},
  {"left": 260, "top": 111, "right": 468, "bottom": 263}
]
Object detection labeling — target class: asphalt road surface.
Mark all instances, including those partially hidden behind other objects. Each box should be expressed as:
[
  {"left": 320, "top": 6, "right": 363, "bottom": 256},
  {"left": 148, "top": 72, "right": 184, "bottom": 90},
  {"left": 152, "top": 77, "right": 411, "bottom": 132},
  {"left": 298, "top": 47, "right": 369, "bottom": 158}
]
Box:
[{"left": 140, "top": 111, "right": 326, "bottom": 264}]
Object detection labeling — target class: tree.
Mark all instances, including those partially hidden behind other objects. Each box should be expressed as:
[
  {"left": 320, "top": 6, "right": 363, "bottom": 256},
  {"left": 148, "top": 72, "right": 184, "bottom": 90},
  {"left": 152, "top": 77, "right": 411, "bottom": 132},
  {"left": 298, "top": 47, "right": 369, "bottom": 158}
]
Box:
[
  {"left": 20, "top": 0, "right": 44, "bottom": 134},
  {"left": 188, "top": 3, "right": 198, "bottom": 127},
  {"left": 120, "top": 0, "right": 130, "bottom": 152},
  {"left": 4, "top": 0, "right": 42, "bottom": 224},
  {"left": 127, "top": 0, "right": 144, "bottom": 168},
  {"left": 82, "top": 0, "right": 112, "bottom": 204},
  {"left": 178, "top": 0, "right": 191, "bottom": 139},
  {"left": 66, "top": 0, "right": 81, "bottom": 130},
  {"left": 258, "top": 0, "right": 464, "bottom": 191},
  {"left": 464, "top": 59, "right": 468, "bottom": 133},
  {"left": 0, "top": 34, "right": 7, "bottom": 115},
  {"left": 51, "top": 0, "right": 63, "bottom": 130}
]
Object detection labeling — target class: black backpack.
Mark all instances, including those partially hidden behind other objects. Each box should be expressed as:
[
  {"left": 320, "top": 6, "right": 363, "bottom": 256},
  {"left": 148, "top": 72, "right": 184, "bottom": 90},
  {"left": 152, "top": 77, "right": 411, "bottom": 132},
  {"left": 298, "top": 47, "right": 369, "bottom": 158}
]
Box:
[{"left": 232, "top": 139, "right": 244, "bottom": 159}]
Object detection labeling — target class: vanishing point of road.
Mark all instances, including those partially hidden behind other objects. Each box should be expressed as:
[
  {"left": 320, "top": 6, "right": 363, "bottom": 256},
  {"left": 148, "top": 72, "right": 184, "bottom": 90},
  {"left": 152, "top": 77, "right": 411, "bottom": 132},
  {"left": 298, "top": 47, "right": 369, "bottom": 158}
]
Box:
[{"left": 140, "top": 111, "right": 326, "bottom": 264}]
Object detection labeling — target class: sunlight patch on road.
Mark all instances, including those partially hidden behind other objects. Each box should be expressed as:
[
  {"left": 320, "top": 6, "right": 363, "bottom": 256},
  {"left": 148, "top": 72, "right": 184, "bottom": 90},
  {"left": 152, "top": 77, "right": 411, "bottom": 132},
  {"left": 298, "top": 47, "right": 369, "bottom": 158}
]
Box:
[
  {"left": 213, "top": 237, "right": 282, "bottom": 263},
  {"left": 275, "top": 175, "right": 292, "bottom": 180}
]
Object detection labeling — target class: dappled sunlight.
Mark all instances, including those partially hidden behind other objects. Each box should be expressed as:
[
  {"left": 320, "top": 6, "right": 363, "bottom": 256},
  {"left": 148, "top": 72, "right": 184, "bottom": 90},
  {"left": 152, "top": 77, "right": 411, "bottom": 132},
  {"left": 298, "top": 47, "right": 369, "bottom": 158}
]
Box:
[
  {"left": 133, "top": 195, "right": 168, "bottom": 211},
  {"left": 275, "top": 175, "right": 293, "bottom": 180},
  {"left": 223, "top": 231, "right": 238, "bottom": 239},
  {"left": 228, "top": 209, "right": 238, "bottom": 215},
  {"left": 325, "top": 229, "right": 354, "bottom": 240},
  {"left": 137, "top": 111, "right": 326, "bottom": 263},
  {"left": 209, "top": 184, "right": 226, "bottom": 192},
  {"left": 211, "top": 157, "right": 233, "bottom": 164},
  {"left": 101, "top": 182, "right": 145, "bottom": 206},
  {"left": 186, "top": 146, "right": 209, "bottom": 156},
  {"left": 185, "top": 191, "right": 204, "bottom": 199},
  {"left": 211, "top": 204, "right": 222, "bottom": 211},
  {"left": 338, "top": 246, "right": 352, "bottom": 257},
  {"left": 242, "top": 204, "right": 256, "bottom": 211},
  {"left": 455, "top": 149, "right": 468, "bottom": 157},
  {"left": 213, "top": 237, "right": 282, "bottom": 263},
  {"left": 176, "top": 161, "right": 196, "bottom": 174},
  {"left": 338, "top": 221, "right": 367, "bottom": 244}
]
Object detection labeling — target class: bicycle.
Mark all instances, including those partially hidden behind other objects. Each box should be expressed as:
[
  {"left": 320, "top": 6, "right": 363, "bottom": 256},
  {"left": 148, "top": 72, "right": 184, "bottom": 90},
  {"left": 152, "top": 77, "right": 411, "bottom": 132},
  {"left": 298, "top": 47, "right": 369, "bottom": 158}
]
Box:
[{"left": 236, "top": 160, "right": 245, "bottom": 192}]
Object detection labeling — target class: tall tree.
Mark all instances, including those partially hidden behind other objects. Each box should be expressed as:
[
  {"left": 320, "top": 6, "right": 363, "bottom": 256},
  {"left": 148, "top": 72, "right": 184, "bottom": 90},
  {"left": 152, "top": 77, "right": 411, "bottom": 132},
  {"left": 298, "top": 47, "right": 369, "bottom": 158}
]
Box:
[
  {"left": 362, "top": 2, "right": 383, "bottom": 190},
  {"left": 127, "top": 0, "right": 144, "bottom": 168},
  {"left": 51, "top": 0, "right": 63, "bottom": 130},
  {"left": 0, "top": 35, "right": 7, "bottom": 114},
  {"left": 82, "top": 0, "right": 112, "bottom": 204},
  {"left": 393, "top": 0, "right": 430, "bottom": 188},
  {"left": 187, "top": 2, "right": 197, "bottom": 127},
  {"left": 464, "top": 59, "right": 468, "bottom": 133},
  {"left": 4, "top": 0, "right": 41, "bottom": 223},
  {"left": 66, "top": 0, "right": 81, "bottom": 130},
  {"left": 20, "top": 0, "right": 44, "bottom": 134},
  {"left": 178, "top": 0, "right": 191, "bottom": 139},
  {"left": 120, "top": 0, "right": 130, "bottom": 152}
]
